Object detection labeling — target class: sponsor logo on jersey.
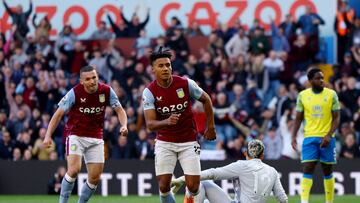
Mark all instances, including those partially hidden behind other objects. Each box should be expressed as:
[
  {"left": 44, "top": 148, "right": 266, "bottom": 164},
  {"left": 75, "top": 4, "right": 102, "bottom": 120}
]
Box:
[
  {"left": 79, "top": 106, "right": 105, "bottom": 114},
  {"left": 156, "top": 96, "right": 163, "bottom": 101},
  {"left": 176, "top": 88, "right": 185, "bottom": 98},
  {"left": 80, "top": 98, "right": 86, "bottom": 103},
  {"left": 156, "top": 101, "right": 188, "bottom": 114},
  {"left": 99, "top": 94, "right": 105, "bottom": 103}
]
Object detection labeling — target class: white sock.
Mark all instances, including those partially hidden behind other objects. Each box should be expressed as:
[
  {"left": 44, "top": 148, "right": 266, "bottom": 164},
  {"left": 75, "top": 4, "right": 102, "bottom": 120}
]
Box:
[
  {"left": 86, "top": 180, "right": 97, "bottom": 190},
  {"left": 64, "top": 173, "right": 76, "bottom": 182}
]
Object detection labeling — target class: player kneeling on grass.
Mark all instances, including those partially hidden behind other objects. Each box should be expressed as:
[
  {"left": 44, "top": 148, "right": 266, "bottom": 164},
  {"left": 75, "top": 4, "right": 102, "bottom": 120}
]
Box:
[{"left": 171, "top": 139, "right": 288, "bottom": 203}]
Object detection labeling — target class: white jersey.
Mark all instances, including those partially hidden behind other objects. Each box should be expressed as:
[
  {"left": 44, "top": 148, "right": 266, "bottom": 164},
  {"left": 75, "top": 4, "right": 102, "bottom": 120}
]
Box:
[{"left": 200, "top": 159, "right": 288, "bottom": 203}]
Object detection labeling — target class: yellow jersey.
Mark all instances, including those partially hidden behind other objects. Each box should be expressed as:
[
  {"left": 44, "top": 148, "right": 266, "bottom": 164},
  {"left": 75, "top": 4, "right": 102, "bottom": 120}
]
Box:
[{"left": 296, "top": 87, "right": 340, "bottom": 138}]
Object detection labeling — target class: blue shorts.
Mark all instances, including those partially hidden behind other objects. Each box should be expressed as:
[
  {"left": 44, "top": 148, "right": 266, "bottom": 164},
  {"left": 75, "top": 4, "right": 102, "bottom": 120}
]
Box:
[{"left": 301, "top": 137, "right": 336, "bottom": 164}]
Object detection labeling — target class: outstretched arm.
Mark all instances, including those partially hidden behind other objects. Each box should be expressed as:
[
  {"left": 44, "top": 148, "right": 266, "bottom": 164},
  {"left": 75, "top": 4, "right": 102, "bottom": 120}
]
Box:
[
  {"left": 3, "top": 0, "right": 14, "bottom": 15},
  {"left": 25, "top": 0, "right": 33, "bottom": 18},
  {"left": 139, "top": 8, "right": 150, "bottom": 28},
  {"left": 119, "top": 6, "right": 131, "bottom": 25}
]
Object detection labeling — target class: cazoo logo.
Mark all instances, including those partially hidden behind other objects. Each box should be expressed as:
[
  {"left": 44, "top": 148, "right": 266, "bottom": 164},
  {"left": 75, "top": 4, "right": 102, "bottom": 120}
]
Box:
[
  {"left": 156, "top": 101, "right": 188, "bottom": 114},
  {"left": 79, "top": 106, "right": 105, "bottom": 114}
]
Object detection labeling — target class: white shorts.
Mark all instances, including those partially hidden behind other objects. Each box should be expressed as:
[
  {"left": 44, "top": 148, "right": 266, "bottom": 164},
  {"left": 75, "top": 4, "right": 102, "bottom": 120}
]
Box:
[
  {"left": 66, "top": 135, "right": 105, "bottom": 164},
  {"left": 154, "top": 140, "right": 201, "bottom": 176}
]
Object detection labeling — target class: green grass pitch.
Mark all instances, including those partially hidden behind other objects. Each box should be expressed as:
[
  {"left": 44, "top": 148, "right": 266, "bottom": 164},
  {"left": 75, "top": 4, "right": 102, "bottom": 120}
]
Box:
[{"left": 0, "top": 195, "right": 358, "bottom": 203}]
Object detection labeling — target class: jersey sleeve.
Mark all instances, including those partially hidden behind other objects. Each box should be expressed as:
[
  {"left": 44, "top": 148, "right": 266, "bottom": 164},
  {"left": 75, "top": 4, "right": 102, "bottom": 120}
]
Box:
[
  {"left": 58, "top": 89, "right": 75, "bottom": 113},
  {"left": 110, "top": 87, "right": 122, "bottom": 108},
  {"left": 295, "top": 93, "right": 304, "bottom": 112},
  {"left": 331, "top": 90, "right": 340, "bottom": 111},
  {"left": 142, "top": 88, "right": 155, "bottom": 110},
  {"left": 187, "top": 78, "right": 204, "bottom": 100},
  {"left": 272, "top": 170, "right": 288, "bottom": 203},
  {"left": 200, "top": 161, "right": 243, "bottom": 181}
]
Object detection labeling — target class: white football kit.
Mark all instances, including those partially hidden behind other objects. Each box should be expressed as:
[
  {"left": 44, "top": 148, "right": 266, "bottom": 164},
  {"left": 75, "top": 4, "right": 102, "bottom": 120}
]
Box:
[{"left": 198, "top": 159, "right": 288, "bottom": 203}]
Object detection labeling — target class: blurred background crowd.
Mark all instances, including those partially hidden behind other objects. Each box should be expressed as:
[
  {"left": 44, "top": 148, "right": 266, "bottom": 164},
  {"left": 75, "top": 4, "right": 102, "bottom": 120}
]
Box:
[{"left": 1, "top": 0, "right": 360, "bottom": 162}]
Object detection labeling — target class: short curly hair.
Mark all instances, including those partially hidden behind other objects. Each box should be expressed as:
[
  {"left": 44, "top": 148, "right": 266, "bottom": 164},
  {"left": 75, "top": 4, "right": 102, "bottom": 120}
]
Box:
[
  {"left": 149, "top": 46, "right": 172, "bottom": 65},
  {"left": 247, "top": 139, "right": 265, "bottom": 159}
]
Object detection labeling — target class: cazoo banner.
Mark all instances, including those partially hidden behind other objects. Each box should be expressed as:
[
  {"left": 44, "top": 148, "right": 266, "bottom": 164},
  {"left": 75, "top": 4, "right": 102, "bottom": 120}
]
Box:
[{"left": 0, "top": 0, "right": 336, "bottom": 39}]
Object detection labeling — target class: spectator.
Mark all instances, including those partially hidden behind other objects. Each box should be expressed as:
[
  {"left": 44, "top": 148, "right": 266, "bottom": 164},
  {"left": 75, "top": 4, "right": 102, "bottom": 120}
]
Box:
[
  {"left": 23, "top": 148, "right": 32, "bottom": 160},
  {"left": 249, "top": 18, "right": 264, "bottom": 37},
  {"left": 134, "top": 29, "right": 151, "bottom": 58},
  {"left": 134, "top": 128, "right": 154, "bottom": 160},
  {"left": 110, "top": 135, "right": 132, "bottom": 159},
  {"left": 249, "top": 27, "right": 270, "bottom": 55},
  {"left": 207, "top": 32, "right": 224, "bottom": 57},
  {"left": 32, "top": 127, "right": 55, "bottom": 160},
  {"left": 350, "top": 17, "right": 360, "bottom": 48},
  {"left": 263, "top": 126, "right": 282, "bottom": 160},
  {"left": 279, "top": 14, "right": 297, "bottom": 40},
  {"left": 339, "top": 52, "right": 356, "bottom": 77},
  {"left": 12, "top": 147, "right": 21, "bottom": 161},
  {"left": 5, "top": 84, "right": 32, "bottom": 135},
  {"left": 0, "top": 131, "right": 15, "bottom": 160},
  {"left": 340, "top": 133, "right": 360, "bottom": 158},
  {"left": 270, "top": 18, "right": 290, "bottom": 54},
  {"left": 48, "top": 166, "right": 66, "bottom": 194},
  {"left": 262, "top": 50, "right": 284, "bottom": 106},
  {"left": 32, "top": 14, "right": 52, "bottom": 42},
  {"left": 335, "top": 0, "right": 355, "bottom": 63},
  {"left": 297, "top": 5, "right": 325, "bottom": 56},
  {"left": 185, "top": 21, "right": 204, "bottom": 37},
  {"left": 55, "top": 25, "right": 77, "bottom": 56},
  {"left": 106, "top": 13, "right": 128, "bottom": 38},
  {"left": 35, "top": 36, "right": 52, "bottom": 58},
  {"left": 212, "top": 92, "right": 237, "bottom": 148},
  {"left": 339, "top": 77, "right": 360, "bottom": 114},
  {"left": 90, "top": 21, "right": 114, "bottom": 40},
  {"left": 166, "top": 26, "right": 189, "bottom": 61},
  {"left": 2, "top": 0, "right": 33, "bottom": 41},
  {"left": 166, "top": 16, "right": 182, "bottom": 37},
  {"left": 89, "top": 48, "right": 111, "bottom": 83},
  {"left": 120, "top": 5, "right": 150, "bottom": 37},
  {"left": 289, "top": 34, "right": 313, "bottom": 73},
  {"left": 215, "top": 22, "right": 237, "bottom": 44},
  {"left": 225, "top": 27, "right": 249, "bottom": 60},
  {"left": 225, "top": 134, "right": 246, "bottom": 159},
  {"left": 278, "top": 110, "right": 302, "bottom": 159}
]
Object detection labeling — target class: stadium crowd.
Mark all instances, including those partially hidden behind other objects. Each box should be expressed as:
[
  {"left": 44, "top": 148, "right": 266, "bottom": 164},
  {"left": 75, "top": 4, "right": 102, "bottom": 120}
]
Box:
[{"left": 0, "top": 0, "right": 360, "bottom": 161}]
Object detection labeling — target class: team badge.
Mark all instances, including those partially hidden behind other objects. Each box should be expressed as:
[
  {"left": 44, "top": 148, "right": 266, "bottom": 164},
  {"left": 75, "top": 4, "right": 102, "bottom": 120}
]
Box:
[
  {"left": 70, "top": 144, "right": 77, "bottom": 151},
  {"left": 176, "top": 88, "right": 185, "bottom": 98},
  {"left": 99, "top": 94, "right": 105, "bottom": 103}
]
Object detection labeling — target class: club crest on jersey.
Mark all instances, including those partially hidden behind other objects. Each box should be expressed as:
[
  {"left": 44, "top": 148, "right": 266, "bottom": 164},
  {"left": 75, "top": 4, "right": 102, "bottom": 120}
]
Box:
[
  {"left": 176, "top": 88, "right": 185, "bottom": 98},
  {"left": 99, "top": 94, "right": 105, "bottom": 103}
]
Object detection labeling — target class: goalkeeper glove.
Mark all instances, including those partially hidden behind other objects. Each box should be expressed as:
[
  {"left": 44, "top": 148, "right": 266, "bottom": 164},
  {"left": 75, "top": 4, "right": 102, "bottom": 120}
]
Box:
[{"left": 171, "top": 176, "right": 185, "bottom": 194}]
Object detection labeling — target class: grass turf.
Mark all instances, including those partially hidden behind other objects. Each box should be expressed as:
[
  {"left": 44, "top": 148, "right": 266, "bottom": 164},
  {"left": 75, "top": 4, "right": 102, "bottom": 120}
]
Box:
[{"left": 0, "top": 195, "right": 359, "bottom": 203}]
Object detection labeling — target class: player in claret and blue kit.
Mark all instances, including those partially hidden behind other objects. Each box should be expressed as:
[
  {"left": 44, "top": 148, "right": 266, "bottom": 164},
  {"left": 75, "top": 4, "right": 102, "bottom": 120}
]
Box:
[
  {"left": 142, "top": 47, "right": 217, "bottom": 203},
  {"left": 43, "top": 65, "right": 128, "bottom": 203}
]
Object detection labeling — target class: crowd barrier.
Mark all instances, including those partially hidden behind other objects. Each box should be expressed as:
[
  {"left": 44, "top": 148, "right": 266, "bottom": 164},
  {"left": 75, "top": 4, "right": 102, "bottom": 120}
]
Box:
[{"left": 0, "top": 159, "right": 359, "bottom": 196}]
